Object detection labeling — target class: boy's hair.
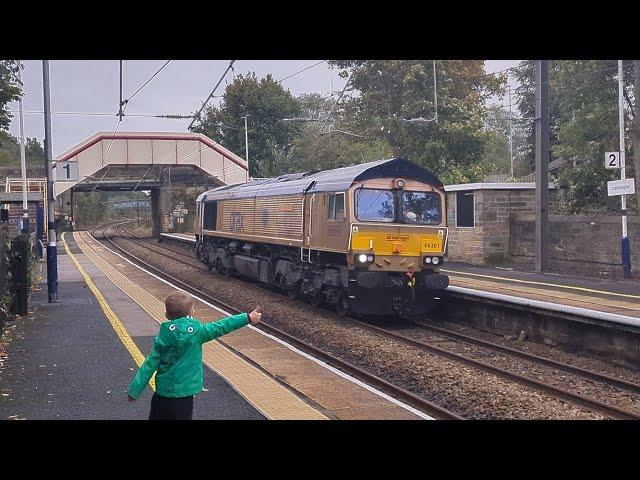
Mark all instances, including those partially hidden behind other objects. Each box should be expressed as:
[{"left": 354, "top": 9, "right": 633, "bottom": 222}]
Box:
[{"left": 165, "top": 291, "right": 194, "bottom": 319}]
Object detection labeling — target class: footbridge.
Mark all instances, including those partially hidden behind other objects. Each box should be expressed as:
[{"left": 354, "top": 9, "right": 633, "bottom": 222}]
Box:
[{"left": 52, "top": 131, "right": 248, "bottom": 235}]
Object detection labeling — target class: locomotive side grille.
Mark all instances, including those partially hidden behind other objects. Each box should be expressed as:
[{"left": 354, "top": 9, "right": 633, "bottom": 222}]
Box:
[
  {"left": 220, "top": 198, "right": 256, "bottom": 235},
  {"left": 254, "top": 195, "right": 304, "bottom": 240}
]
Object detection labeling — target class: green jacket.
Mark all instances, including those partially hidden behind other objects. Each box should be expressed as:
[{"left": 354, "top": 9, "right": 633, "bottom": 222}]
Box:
[{"left": 127, "top": 313, "right": 249, "bottom": 399}]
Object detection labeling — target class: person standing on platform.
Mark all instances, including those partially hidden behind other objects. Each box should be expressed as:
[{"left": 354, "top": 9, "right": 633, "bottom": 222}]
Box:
[{"left": 127, "top": 290, "right": 261, "bottom": 420}]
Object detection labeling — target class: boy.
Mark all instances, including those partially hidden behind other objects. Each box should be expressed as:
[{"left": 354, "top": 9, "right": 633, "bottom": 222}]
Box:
[{"left": 127, "top": 290, "right": 261, "bottom": 420}]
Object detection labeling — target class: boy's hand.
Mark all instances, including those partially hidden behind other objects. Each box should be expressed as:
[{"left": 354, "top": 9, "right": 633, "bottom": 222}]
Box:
[
  {"left": 128, "top": 395, "right": 136, "bottom": 402},
  {"left": 249, "top": 306, "right": 261, "bottom": 325}
]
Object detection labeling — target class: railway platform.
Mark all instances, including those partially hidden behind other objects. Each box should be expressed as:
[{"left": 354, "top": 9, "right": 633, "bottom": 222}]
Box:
[
  {"left": 1, "top": 231, "right": 431, "bottom": 420},
  {"left": 443, "top": 262, "right": 640, "bottom": 323}
]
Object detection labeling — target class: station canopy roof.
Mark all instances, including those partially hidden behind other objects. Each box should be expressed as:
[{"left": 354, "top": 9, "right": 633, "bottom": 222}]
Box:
[{"left": 197, "top": 157, "right": 443, "bottom": 202}]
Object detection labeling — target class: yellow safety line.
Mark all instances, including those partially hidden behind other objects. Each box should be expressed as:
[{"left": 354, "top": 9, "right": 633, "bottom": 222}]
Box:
[
  {"left": 442, "top": 268, "right": 640, "bottom": 301},
  {"left": 61, "top": 232, "right": 155, "bottom": 391}
]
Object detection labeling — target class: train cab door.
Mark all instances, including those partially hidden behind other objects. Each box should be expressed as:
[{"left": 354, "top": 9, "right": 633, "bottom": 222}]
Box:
[
  {"left": 304, "top": 193, "right": 325, "bottom": 249},
  {"left": 304, "top": 193, "right": 314, "bottom": 247}
]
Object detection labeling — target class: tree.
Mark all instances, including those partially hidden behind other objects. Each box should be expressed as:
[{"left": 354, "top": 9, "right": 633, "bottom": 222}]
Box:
[
  {"left": 511, "top": 60, "right": 564, "bottom": 175},
  {"left": 329, "top": 60, "right": 506, "bottom": 184},
  {"left": 274, "top": 92, "right": 394, "bottom": 174},
  {"left": 0, "top": 61, "right": 22, "bottom": 132},
  {"left": 26, "top": 137, "right": 45, "bottom": 165},
  {"left": 191, "top": 73, "right": 301, "bottom": 178},
  {"left": 515, "top": 60, "right": 631, "bottom": 212},
  {"left": 482, "top": 104, "right": 532, "bottom": 178},
  {"left": 0, "top": 132, "right": 45, "bottom": 168}
]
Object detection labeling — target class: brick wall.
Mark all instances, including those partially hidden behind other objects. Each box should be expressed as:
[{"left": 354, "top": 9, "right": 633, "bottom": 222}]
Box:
[
  {"left": 509, "top": 214, "right": 640, "bottom": 279},
  {"left": 446, "top": 190, "right": 484, "bottom": 264},
  {"left": 446, "top": 188, "right": 557, "bottom": 265},
  {"left": 480, "top": 190, "right": 512, "bottom": 263},
  {"left": 156, "top": 185, "right": 201, "bottom": 234}
]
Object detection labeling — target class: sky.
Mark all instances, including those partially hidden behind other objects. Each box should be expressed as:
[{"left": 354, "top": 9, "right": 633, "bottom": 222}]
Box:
[{"left": 7, "top": 59, "right": 520, "bottom": 158}]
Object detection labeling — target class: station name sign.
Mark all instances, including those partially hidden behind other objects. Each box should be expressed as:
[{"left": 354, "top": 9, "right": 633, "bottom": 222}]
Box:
[{"left": 607, "top": 178, "right": 635, "bottom": 196}]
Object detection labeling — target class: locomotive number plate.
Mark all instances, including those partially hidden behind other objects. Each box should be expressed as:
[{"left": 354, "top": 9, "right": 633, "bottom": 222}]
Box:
[{"left": 422, "top": 240, "right": 442, "bottom": 252}]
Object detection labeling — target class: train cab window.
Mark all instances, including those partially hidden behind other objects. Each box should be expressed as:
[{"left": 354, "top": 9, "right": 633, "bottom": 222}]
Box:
[
  {"left": 355, "top": 188, "right": 395, "bottom": 222},
  {"left": 402, "top": 191, "right": 441, "bottom": 225},
  {"left": 455, "top": 191, "right": 474, "bottom": 228},
  {"left": 203, "top": 201, "right": 218, "bottom": 230},
  {"left": 328, "top": 193, "right": 345, "bottom": 220}
]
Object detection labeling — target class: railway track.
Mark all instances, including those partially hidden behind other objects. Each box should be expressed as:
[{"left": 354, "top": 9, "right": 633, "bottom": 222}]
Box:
[
  {"left": 415, "top": 322, "right": 640, "bottom": 394},
  {"left": 89, "top": 222, "right": 463, "bottom": 420},
  {"left": 345, "top": 319, "right": 640, "bottom": 420},
  {"left": 93, "top": 222, "right": 640, "bottom": 419}
]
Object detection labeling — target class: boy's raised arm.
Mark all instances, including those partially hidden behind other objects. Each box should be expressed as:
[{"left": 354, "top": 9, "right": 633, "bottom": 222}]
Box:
[
  {"left": 200, "top": 307, "right": 261, "bottom": 343},
  {"left": 127, "top": 337, "right": 162, "bottom": 399}
]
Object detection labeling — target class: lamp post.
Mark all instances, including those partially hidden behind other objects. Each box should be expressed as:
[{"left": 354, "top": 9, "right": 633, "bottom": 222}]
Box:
[
  {"left": 618, "top": 60, "right": 631, "bottom": 278},
  {"left": 42, "top": 60, "right": 57, "bottom": 302},
  {"left": 17, "top": 62, "right": 29, "bottom": 234}
]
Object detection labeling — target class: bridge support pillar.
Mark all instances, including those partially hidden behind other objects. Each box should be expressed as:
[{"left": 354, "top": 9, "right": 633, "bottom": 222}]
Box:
[
  {"left": 151, "top": 186, "right": 174, "bottom": 238},
  {"left": 152, "top": 184, "right": 201, "bottom": 237},
  {"left": 151, "top": 189, "right": 160, "bottom": 238}
]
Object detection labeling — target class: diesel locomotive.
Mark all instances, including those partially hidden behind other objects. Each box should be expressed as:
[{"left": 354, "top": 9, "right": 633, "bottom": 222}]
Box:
[{"left": 194, "top": 157, "right": 449, "bottom": 318}]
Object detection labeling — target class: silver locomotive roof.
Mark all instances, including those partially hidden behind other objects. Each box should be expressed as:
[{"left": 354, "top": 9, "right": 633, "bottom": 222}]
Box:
[{"left": 196, "top": 157, "right": 443, "bottom": 202}]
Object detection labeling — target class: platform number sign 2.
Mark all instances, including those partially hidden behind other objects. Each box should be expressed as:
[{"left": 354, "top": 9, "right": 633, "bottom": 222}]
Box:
[
  {"left": 605, "top": 151, "right": 622, "bottom": 169},
  {"left": 56, "top": 161, "right": 78, "bottom": 181}
]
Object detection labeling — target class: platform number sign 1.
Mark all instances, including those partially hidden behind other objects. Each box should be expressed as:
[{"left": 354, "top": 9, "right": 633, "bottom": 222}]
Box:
[
  {"left": 56, "top": 161, "right": 78, "bottom": 181},
  {"left": 605, "top": 151, "right": 623, "bottom": 169}
]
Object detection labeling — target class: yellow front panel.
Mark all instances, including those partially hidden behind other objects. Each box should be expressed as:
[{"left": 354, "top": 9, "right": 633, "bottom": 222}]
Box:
[{"left": 351, "top": 224, "right": 447, "bottom": 256}]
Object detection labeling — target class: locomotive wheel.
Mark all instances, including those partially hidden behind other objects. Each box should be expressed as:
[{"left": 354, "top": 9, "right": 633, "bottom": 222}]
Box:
[
  {"left": 286, "top": 282, "right": 299, "bottom": 300},
  {"left": 309, "top": 292, "right": 322, "bottom": 308},
  {"left": 335, "top": 294, "right": 350, "bottom": 317}
]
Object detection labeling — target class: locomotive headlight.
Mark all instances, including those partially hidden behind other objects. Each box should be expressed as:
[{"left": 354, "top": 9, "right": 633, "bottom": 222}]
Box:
[
  {"left": 367, "top": 255, "right": 374, "bottom": 262},
  {"left": 424, "top": 257, "right": 432, "bottom": 264},
  {"left": 432, "top": 257, "right": 440, "bottom": 265},
  {"left": 358, "top": 254, "right": 368, "bottom": 263}
]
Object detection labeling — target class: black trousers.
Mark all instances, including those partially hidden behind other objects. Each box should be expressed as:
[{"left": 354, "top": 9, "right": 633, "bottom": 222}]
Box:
[{"left": 149, "top": 392, "right": 194, "bottom": 420}]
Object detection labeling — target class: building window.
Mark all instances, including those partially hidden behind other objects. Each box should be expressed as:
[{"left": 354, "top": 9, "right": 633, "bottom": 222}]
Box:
[
  {"left": 456, "top": 191, "right": 474, "bottom": 228},
  {"left": 328, "top": 193, "right": 345, "bottom": 220}
]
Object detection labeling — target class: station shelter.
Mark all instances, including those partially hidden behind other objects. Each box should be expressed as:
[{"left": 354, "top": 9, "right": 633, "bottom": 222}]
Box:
[{"left": 444, "top": 182, "right": 558, "bottom": 266}]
